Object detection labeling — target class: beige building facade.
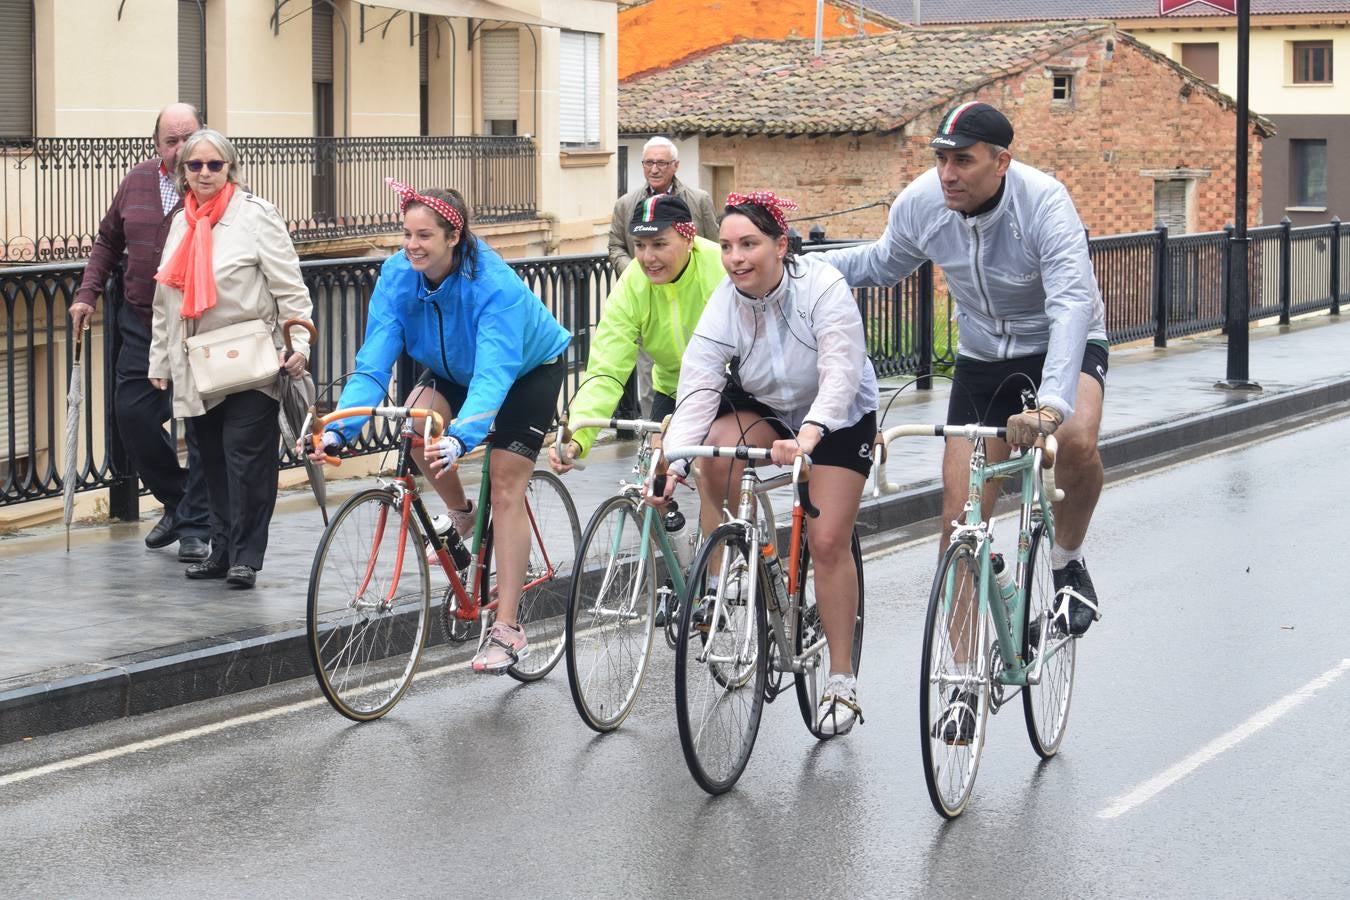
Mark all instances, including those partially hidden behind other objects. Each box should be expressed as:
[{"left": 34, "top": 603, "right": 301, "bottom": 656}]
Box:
[{"left": 5, "top": 0, "right": 621, "bottom": 259}]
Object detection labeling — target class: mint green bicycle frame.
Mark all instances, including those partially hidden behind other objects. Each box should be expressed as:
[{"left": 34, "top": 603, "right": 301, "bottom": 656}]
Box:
[{"left": 876, "top": 424, "right": 1068, "bottom": 691}]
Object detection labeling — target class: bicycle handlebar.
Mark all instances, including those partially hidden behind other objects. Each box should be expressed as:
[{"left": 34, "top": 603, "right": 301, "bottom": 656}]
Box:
[
  {"left": 302, "top": 406, "right": 446, "bottom": 467},
  {"left": 553, "top": 413, "right": 672, "bottom": 472},
  {"left": 662, "top": 445, "right": 820, "bottom": 519},
  {"left": 871, "top": 424, "right": 1061, "bottom": 500}
]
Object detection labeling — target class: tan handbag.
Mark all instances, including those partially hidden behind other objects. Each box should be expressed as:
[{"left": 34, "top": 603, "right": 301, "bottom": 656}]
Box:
[{"left": 182, "top": 318, "right": 278, "bottom": 399}]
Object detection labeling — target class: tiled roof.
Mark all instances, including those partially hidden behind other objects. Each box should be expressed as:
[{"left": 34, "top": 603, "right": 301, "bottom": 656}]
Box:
[
  {"left": 864, "top": 1, "right": 1350, "bottom": 23},
  {"left": 621, "top": 23, "right": 1114, "bottom": 136}
]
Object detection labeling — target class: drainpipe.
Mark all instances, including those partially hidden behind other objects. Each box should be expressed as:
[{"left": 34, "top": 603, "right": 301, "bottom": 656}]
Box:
[
  {"left": 814, "top": 0, "right": 823, "bottom": 56},
  {"left": 914, "top": 1, "right": 922, "bottom": 26}
]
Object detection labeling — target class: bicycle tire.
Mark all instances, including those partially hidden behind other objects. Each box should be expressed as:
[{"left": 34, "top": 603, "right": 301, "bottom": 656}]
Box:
[
  {"left": 307, "top": 487, "right": 430, "bottom": 721},
  {"left": 919, "top": 540, "right": 991, "bottom": 818},
  {"left": 793, "top": 531, "right": 865, "bottom": 738},
  {"left": 565, "top": 496, "right": 656, "bottom": 732},
  {"left": 505, "top": 470, "right": 580, "bottom": 682},
  {"left": 1022, "top": 521, "right": 1076, "bottom": 758},
  {"left": 675, "top": 522, "right": 767, "bottom": 795}
]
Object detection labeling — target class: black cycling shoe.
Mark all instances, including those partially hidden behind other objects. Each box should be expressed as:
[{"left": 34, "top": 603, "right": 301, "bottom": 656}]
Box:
[
  {"left": 931, "top": 689, "right": 978, "bottom": 746},
  {"left": 1051, "top": 559, "right": 1101, "bottom": 636}
]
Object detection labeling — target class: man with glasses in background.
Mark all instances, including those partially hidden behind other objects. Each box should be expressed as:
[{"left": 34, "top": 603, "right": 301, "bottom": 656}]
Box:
[
  {"left": 68, "top": 103, "right": 212, "bottom": 562},
  {"left": 608, "top": 137, "right": 718, "bottom": 415}
]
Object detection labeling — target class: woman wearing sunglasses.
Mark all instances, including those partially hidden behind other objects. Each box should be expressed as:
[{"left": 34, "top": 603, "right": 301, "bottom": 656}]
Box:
[{"left": 148, "top": 128, "right": 313, "bottom": 589}]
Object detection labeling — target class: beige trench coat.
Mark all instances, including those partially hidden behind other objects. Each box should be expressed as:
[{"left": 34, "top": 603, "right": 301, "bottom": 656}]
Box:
[{"left": 148, "top": 190, "right": 313, "bottom": 418}]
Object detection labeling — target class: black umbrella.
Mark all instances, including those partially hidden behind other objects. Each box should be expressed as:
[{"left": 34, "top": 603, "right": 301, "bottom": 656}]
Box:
[{"left": 278, "top": 319, "right": 327, "bottom": 525}]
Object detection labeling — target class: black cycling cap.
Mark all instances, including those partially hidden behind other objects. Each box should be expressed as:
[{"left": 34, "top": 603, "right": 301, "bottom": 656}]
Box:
[
  {"left": 629, "top": 193, "right": 693, "bottom": 235},
  {"left": 929, "top": 101, "right": 1015, "bottom": 150}
]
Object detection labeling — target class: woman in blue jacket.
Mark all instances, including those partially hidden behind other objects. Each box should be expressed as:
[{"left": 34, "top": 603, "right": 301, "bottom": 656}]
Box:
[{"left": 314, "top": 181, "right": 570, "bottom": 674}]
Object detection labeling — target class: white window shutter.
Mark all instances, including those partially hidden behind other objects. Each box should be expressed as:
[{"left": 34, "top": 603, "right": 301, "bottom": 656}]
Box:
[
  {"left": 482, "top": 30, "right": 519, "bottom": 121},
  {"left": 584, "top": 33, "right": 601, "bottom": 144},
  {"left": 560, "top": 31, "right": 601, "bottom": 146},
  {"left": 1154, "top": 180, "right": 1188, "bottom": 235}
]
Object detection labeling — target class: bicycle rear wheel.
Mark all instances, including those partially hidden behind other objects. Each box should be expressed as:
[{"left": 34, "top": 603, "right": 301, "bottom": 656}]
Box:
[
  {"left": 307, "top": 488, "right": 430, "bottom": 721},
  {"left": 675, "top": 523, "right": 767, "bottom": 795},
  {"left": 919, "top": 540, "right": 991, "bottom": 818},
  {"left": 793, "top": 531, "right": 865, "bottom": 738},
  {"left": 506, "top": 470, "right": 580, "bottom": 682},
  {"left": 1023, "top": 521, "right": 1076, "bottom": 758},
  {"left": 566, "top": 496, "right": 656, "bottom": 732}
]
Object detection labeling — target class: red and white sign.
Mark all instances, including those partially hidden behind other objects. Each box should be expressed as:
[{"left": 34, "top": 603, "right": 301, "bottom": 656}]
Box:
[{"left": 1160, "top": 0, "right": 1238, "bottom": 13}]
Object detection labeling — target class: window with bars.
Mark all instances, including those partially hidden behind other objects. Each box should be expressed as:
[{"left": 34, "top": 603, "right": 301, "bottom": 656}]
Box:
[
  {"left": 559, "top": 31, "right": 601, "bottom": 148},
  {"left": 1292, "top": 41, "right": 1333, "bottom": 84}
]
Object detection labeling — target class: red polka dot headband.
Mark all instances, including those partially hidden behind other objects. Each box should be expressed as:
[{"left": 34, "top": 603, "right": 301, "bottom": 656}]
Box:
[
  {"left": 725, "top": 191, "right": 799, "bottom": 234},
  {"left": 385, "top": 177, "right": 464, "bottom": 232}
]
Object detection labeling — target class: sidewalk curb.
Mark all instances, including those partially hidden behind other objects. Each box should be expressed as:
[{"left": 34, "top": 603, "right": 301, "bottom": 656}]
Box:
[{"left": 4, "top": 375, "right": 1349, "bottom": 744}]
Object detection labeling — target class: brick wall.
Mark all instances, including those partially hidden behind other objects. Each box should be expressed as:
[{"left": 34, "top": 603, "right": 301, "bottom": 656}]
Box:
[
  {"left": 619, "top": 0, "right": 890, "bottom": 81},
  {"left": 697, "top": 32, "right": 1264, "bottom": 240}
]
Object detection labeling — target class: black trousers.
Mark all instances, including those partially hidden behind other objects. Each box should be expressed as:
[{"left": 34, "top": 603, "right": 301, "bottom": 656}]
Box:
[
  {"left": 188, "top": 389, "right": 280, "bottom": 570},
  {"left": 115, "top": 302, "right": 210, "bottom": 538}
]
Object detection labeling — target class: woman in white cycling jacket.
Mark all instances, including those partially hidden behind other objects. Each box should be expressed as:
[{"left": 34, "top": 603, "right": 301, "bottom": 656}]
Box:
[{"left": 656, "top": 191, "right": 879, "bottom": 736}]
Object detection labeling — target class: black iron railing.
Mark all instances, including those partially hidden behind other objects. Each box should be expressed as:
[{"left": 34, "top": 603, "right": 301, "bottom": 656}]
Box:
[
  {"left": 0, "top": 135, "right": 537, "bottom": 263},
  {"left": 2, "top": 218, "right": 1345, "bottom": 511}
]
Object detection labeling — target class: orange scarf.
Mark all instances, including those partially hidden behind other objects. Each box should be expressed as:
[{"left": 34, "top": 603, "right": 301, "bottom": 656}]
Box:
[{"left": 156, "top": 181, "right": 236, "bottom": 319}]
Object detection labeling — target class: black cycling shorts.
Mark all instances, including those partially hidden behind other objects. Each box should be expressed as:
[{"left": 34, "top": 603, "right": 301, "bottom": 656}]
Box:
[
  {"left": 429, "top": 356, "right": 565, "bottom": 461},
  {"left": 718, "top": 387, "right": 876, "bottom": 477},
  {"left": 651, "top": 390, "right": 676, "bottom": 423},
  {"left": 946, "top": 342, "right": 1108, "bottom": 428}
]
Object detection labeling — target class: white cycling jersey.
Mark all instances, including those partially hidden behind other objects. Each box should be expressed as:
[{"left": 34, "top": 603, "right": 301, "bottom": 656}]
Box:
[
  {"left": 821, "top": 160, "right": 1106, "bottom": 418},
  {"left": 663, "top": 253, "right": 879, "bottom": 463}
]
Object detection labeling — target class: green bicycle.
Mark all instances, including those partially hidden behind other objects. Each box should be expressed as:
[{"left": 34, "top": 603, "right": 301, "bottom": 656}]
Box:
[
  {"left": 874, "top": 423, "right": 1075, "bottom": 818},
  {"left": 556, "top": 414, "right": 706, "bottom": 732}
]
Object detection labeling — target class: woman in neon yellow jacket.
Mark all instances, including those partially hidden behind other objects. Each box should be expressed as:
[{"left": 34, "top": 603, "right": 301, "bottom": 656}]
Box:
[{"left": 548, "top": 193, "right": 723, "bottom": 469}]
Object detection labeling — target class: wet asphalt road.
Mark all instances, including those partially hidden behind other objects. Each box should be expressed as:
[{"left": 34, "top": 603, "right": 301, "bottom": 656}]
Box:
[{"left": 2, "top": 415, "right": 1349, "bottom": 898}]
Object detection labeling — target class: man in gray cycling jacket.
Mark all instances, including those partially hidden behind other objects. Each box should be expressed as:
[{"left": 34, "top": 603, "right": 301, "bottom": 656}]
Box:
[{"left": 822, "top": 101, "right": 1106, "bottom": 637}]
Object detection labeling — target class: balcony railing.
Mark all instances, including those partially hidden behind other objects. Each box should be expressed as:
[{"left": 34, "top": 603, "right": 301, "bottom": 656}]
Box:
[
  {"left": 0, "top": 135, "right": 537, "bottom": 263},
  {"left": 1, "top": 220, "right": 1344, "bottom": 513}
]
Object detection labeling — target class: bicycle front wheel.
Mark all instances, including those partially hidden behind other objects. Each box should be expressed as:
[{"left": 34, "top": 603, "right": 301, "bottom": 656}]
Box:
[
  {"left": 919, "top": 540, "right": 991, "bottom": 818},
  {"left": 506, "top": 470, "right": 580, "bottom": 682},
  {"left": 675, "top": 522, "right": 767, "bottom": 795},
  {"left": 1023, "top": 521, "right": 1076, "bottom": 758},
  {"left": 566, "top": 496, "right": 656, "bottom": 732},
  {"left": 793, "top": 530, "right": 865, "bottom": 739},
  {"left": 307, "top": 488, "right": 430, "bottom": 721}
]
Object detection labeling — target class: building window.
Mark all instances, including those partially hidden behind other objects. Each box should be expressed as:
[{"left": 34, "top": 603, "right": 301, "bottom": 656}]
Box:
[
  {"left": 481, "top": 29, "right": 519, "bottom": 136},
  {"left": 1179, "top": 42, "right": 1219, "bottom": 85},
  {"left": 1052, "top": 72, "right": 1073, "bottom": 102},
  {"left": 1154, "top": 179, "right": 1191, "bottom": 234},
  {"left": 1293, "top": 41, "right": 1333, "bottom": 84},
  {"left": 560, "top": 31, "right": 601, "bottom": 148},
  {"left": 0, "top": 0, "right": 35, "bottom": 137},
  {"left": 1291, "top": 139, "right": 1328, "bottom": 208},
  {"left": 178, "top": 1, "right": 206, "bottom": 116}
]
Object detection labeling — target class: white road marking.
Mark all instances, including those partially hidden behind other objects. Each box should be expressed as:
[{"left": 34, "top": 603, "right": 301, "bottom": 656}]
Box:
[
  {"left": 1098, "top": 658, "right": 1350, "bottom": 819},
  {"left": 0, "top": 658, "right": 471, "bottom": 789}
]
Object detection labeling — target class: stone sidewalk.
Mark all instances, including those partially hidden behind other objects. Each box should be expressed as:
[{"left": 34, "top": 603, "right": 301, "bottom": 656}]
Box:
[{"left": 2, "top": 314, "right": 1348, "bottom": 741}]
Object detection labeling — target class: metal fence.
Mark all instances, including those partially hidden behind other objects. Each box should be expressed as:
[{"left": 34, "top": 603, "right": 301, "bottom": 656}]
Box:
[
  {"left": 0, "top": 135, "right": 536, "bottom": 263},
  {"left": 2, "top": 219, "right": 1344, "bottom": 512}
]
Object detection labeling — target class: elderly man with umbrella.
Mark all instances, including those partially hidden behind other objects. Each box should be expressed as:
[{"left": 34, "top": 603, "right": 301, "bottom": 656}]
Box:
[{"left": 68, "top": 103, "right": 211, "bottom": 561}]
